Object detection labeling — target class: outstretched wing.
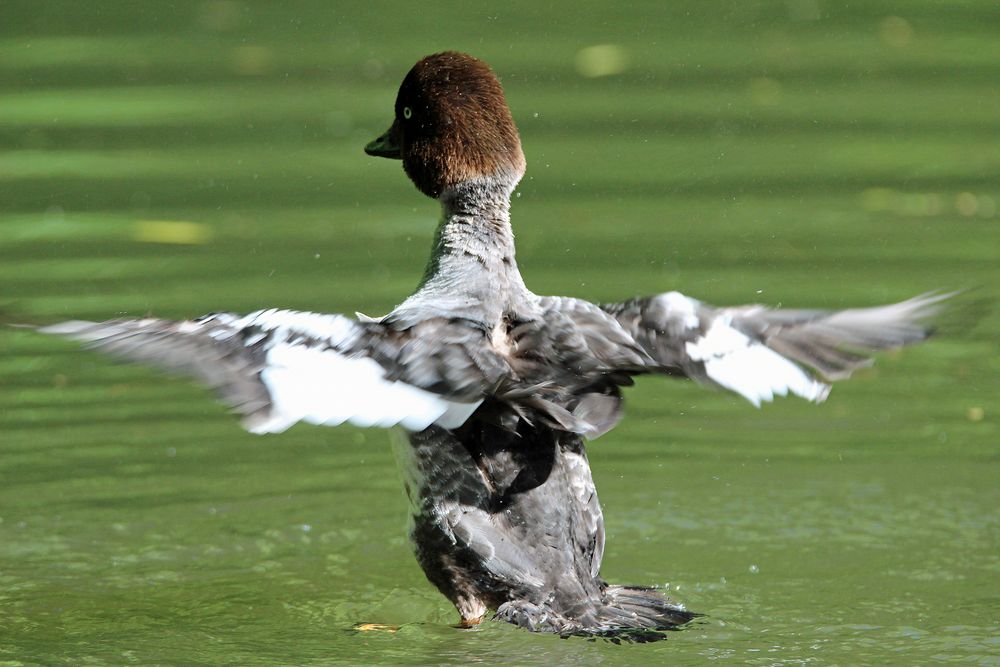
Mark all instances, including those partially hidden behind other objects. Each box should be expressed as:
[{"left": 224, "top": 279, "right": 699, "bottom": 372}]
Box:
[
  {"left": 601, "top": 291, "right": 950, "bottom": 406},
  {"left": 39, "top": 309, "right": 506, "bottom": 433}
]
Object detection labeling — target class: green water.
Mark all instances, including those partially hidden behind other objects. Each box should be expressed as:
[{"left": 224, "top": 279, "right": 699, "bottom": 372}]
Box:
[{"left": 2, "top": 2, "right": 998, "bottom": 664}]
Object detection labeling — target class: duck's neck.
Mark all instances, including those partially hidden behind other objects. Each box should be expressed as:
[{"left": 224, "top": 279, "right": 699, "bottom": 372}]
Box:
[
  {"left": 396, "top": 179, "right": 534, "bottom": 326},
  {"left": 423, "top": 180, "right": 516, "bottom": 282}
]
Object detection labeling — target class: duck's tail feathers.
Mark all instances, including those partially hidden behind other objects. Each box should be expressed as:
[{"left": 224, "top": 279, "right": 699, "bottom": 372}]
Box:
[
  {"left": 495, "top": 585, "right": 700, "bottom": 642},
  {"left": 601, "top": 584, "right": 700, "bottom": 629}
]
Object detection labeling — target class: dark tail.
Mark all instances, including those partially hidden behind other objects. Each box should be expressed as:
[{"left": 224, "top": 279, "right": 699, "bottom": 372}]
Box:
[{"left": 495, "top": 585, "right": 700, "bottom": 642}]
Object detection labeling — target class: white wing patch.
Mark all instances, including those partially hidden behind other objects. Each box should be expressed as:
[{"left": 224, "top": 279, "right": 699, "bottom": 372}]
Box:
[
  {"left": 231, "top": 310, "right": 481, "bottom": 433},
  {"left": 233, "top": 308, "right": 361, "bottom": 345},
  {"left": 253, "top": 341, "right": 480, "bottom": 433},
  {"left": 655, "top": 291, "right": 700, "bottom": 329},
  {"left": 686, "top": 315, "right": 830, "bottom": 407},
  {"left": 40, "top": 310, "right": 482, "bottom": 435}
]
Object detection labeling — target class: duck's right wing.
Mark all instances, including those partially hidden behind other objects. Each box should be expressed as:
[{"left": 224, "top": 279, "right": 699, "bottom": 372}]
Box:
[
  {"left": 601, "top": 291, "right": 950, "bottom": 406},
  {"left": 39, "top": 309, "right": 507, "bottom": 434}
]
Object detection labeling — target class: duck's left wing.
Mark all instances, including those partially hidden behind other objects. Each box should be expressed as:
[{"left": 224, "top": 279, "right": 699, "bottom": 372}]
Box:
[
  {"left": 601, "top": 291, "right": 949, "bottom": 406},
  {"left": 39, "top": 309, "right": 500, "bottom": 434}
]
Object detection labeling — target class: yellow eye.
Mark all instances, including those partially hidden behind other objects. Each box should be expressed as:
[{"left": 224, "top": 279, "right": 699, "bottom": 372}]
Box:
[{"left": 403, "top": 106, "right": 413, "bottom": 120}]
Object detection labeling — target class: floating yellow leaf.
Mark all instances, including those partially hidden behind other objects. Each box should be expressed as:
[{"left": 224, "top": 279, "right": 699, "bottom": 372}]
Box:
[{"left": 352, "top": 622, "right": 399, "bottom": 633}]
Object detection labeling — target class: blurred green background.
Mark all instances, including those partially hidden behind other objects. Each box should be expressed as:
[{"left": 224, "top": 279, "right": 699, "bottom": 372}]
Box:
[{"left": 1, "top": 1, "right": 997, "bottom": 665}]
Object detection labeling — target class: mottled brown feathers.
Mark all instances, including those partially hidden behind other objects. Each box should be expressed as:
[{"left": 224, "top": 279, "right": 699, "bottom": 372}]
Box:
[{"left": 393, "top": 51, "right": 526, "bottom": 198}]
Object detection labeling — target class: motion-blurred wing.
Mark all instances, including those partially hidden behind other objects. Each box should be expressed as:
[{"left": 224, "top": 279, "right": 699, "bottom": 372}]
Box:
[
  {"left": 602, "top": 291, "right": 950, "bottom": 406},
  {"left": 40, "top": 309, "right": 493, "bottom": 433}
]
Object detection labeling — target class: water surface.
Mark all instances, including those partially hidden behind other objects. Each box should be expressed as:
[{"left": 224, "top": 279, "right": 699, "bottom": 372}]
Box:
[{"left": 2, "top": 2, "right": 998, "bottom": 664}]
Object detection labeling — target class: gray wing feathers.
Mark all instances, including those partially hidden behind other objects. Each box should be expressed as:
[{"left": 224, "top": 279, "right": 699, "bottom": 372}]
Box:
[
  {"left": 728, "top": 291, "right": 951, "bottom": 380},
  {"left": 39, "top": 317, "right": 273, "bottom": 421},
  {"left": 39, "top": 311, "right": 498, "bottom": 433},
  {"left": 602, "top": 290, "right": 949, "bottom": 403},
  {"left": 527, "top": 296, "right": 652, "bottom": 374},
  {"left": 375, "top": 319, "right": 509, "bottom": 400},
  {"left": 600, "top": 292, "right": 713, "bottom": 373},
  {"left": 515, "top": 297, "right": 651, "bottom": 437}
]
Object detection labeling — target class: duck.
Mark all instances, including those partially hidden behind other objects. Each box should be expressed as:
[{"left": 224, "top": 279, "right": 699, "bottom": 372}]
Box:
[{"left": 39, "top": 51, "right": 949, "bottom": 639}]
